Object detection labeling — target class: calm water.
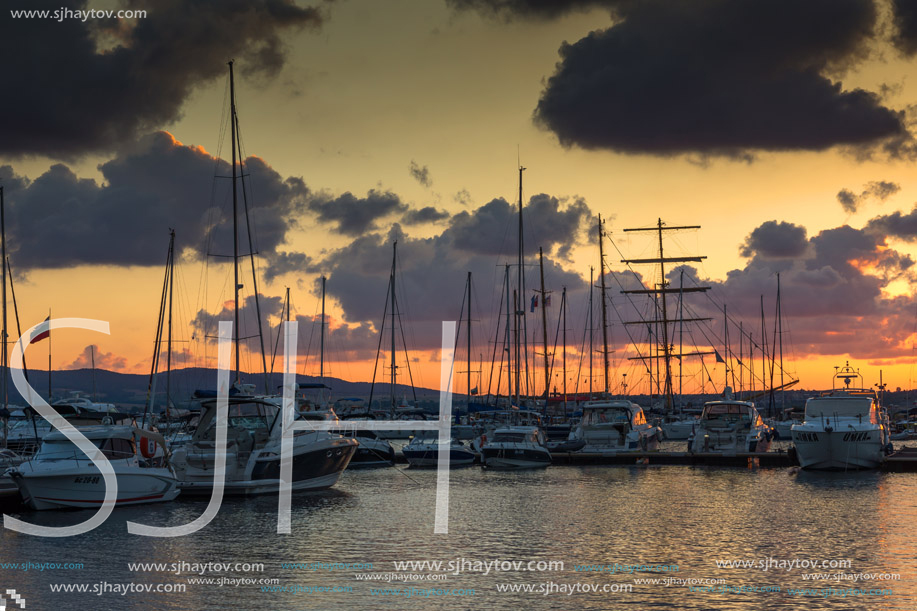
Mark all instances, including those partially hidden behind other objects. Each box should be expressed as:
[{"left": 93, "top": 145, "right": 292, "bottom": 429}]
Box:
[{"left": 2, "top": 459, "right": 916, "bottom": 610}]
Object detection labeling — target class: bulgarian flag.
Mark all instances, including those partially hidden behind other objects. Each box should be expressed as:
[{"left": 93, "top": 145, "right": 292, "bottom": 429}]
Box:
[{"left": 30, "top": 315, "right": 50, "bottom": 344}]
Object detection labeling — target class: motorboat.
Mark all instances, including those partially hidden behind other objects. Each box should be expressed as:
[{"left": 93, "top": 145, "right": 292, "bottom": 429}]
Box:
[
  {"left": 5, "top": 402, "right": 132, "bottom": 457},
  {"left": 345, "top": 428, "right": 396, "bottom": 467},
  {"left": 6, "top": 425, "right": 179, "bottom": 510},
  {"left": 791, "top": 363, "right": 892, "bottom": 470},
  {"left": 481, "top": 426, "right": 551, "bottom": 469},
  {"left": 170, "top": 397, "right": 358, "bottom": 496},
  {"left": 570, "top": 399, "right": 662, "bottom": 453},
  {"left": 687, "top": 389, "right": 773, "bottom": 453},
  {"left": 469, "top": 409, "right": 544, "bottom": 455},
  {"left": 402, "top": 433, "right": 476, "bottom": 467}
]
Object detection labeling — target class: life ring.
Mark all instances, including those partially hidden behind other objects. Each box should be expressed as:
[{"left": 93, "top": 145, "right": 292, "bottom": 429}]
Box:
[{"left": 140, "top": 436, "right": 158, "bottom": 459}]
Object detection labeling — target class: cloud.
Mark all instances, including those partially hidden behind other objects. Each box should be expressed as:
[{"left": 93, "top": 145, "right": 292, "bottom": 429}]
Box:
[
  {"left": 865, "top": 206, "right": 917, "bottom": 242},
  {"left": 445, "top": 0, "right": 620, "bottom": 20},
  {"left": 307, "top": 189, "right": 408, "bottom": 236},
  {"left": 66, "top": 345, "right": 128, "bottom": 371},
  {"left": 533, "top": 0, "right": 907, "bottom": 159},
  {"left": 402, "top": 206, "right": 450, "bottom": 225},
  {"left": 891, "top": 0, "right": 917, "bottom": 55},
  {"left": 448, "top": 194, "right": 592, "bottom": 259},
  {"left": 1, "top": 0, "right": 327, "bottom": 157},
  {"left": 739, "top": 221, "right": 808, "bottom": 258},
  {"left": 0, "top": 131, "right": 309, "bottom": 269},
  {"left": 263, "top": 251, "right": 318, "bottom": 283},
  {"left": 409, "top": 161, "right": 432, "bottom": 187},
  {"left": 454, "top": 189, "right": 473, "bottom": 206},
  {"left": 836, "top": 180, "right": 901, "bottom": 213}
]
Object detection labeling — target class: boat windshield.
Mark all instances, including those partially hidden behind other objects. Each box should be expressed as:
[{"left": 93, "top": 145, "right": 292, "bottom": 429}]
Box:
[
  {"left": 33, "top": 437, "right": 135, "bottom": 461},
  {"left": 582, "top": 409, "right": 630, "bottom": 426},
  {"left": 805, "top": 397, "right": 874, "bottom": 420},
  {"left": 201, "top": 402, "right": 278, "bottom": 436}
]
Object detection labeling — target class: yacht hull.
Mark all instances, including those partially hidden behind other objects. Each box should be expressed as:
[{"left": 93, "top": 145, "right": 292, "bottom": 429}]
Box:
[
  {"left": 481, "top": 446, "right": 551, "bottom": 469},
  {"left": 792, "top": 429, "right": 886, "bottom": 470},
  {"left": 177, "top": 438, "right": 357, "bottom": 496},
  {"left": 402, "top": 446, "right": 476, "bottom": 467},
  {"left": 10, "top": 468, "right": 179, "bottom": 511}
]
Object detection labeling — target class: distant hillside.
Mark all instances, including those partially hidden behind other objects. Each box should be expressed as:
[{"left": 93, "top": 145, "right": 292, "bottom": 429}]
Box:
[{"left": 1, "top": 367, "right": 442, "bottom": 411}]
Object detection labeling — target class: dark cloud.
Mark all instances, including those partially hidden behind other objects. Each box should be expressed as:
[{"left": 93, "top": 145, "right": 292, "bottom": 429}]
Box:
[
  {"left": 2, "top": 0, "right": 326, "bottom": 157},
  {"left": 449, "top": 194, "right": 591, "bottom": 259},
  {"left": 66, "top": 345, "right": 127, "bottom": 371},
  {"left": 409, "top": 161, "right": 432, "bottom": 188},
  {"left": 891, "top": 0, "right": 917, "bottom": 55},
  {"left": 263, "top": 251, "right": 318, "bottom": 283},
  {"left": 739, "top": 221, "right": 808, "bottom": 259},
  {"left": 865, "top": 206, "right": 917, "bottom": 242},
  {"left": 402, "top": 206, "right": 450, "bottom": 225},
  {"left": 445, "top": 0, "right": 619, "bottom": 20},
  {"left": 1, "top": 131, "right": 309, "bottom": 269},
  {"left": 454, "top": 189, "right": 473, "bottom": 206},
  {"left": 307, "top": 190, "right": 407, "bottom": 236},
  {"left": 533, "top": 0, "right": 906, "bottom": 158},
  {"left": 836, "top": 180, "right": 901, "bottom": 213}
]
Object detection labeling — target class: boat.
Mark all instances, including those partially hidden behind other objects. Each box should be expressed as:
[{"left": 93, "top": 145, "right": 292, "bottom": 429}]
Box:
[
  {"left": 342, "top": 426, "right": 396, "bottom": 468},
  {"left": 5, "top": 402, "right": 132, "bottom": 457},
  {"left": 0, "top": 449, "right": 23, "bottom": 500},
  {"left": 6, "top": 425, "right": 179, "bottom": 510},
  {"left": 687, "top": 388, "right": 773, "bottom": 453},
  {"left": 481, "top": 425, "right": 551, "bottom": 469},
  {"left": 570, "top": 399, "right": 662, "bottom": 453},
  {"left": 660, "top": 417, "right": 698, "bottom": 441},
  {"left": 402, "top": 433, "right": 476, "bottom": 467},
  {"left": 170, "top": 396, "right": 357, "bottom": 495},
  {"left": 791, "top": 363, "right": 892, "bottom": 470}
]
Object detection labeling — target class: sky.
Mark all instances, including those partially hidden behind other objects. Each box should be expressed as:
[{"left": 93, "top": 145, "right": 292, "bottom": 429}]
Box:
[{"left": 2, "top": 0, "right": 917, "bottom": 400}]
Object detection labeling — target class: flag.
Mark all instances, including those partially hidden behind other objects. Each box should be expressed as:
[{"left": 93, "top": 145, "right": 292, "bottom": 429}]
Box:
[
  {"left": 544, "top": 295, "right": 552, "bottom": 307},
  {"left": 530, "top": 295, "right": 538, "bottom": 312},
  {"left": 30, "top": 316, "right": 51, "bottom": 344},
  {"left": 470, "top": 387, "right": 478, "bottom": 396},
  {"left": 714, "top": 350, "right": 725, "bottom": 364}
]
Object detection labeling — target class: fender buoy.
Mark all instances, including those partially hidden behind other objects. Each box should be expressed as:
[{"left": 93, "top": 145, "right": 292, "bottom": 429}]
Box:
[{"left": 140, "top": 436, "right": 158, "bottom": 459}]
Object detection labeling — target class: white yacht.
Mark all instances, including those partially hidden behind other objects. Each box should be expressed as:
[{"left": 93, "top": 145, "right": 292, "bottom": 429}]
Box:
[
  {"left": 171, "top": 397, "right": 358, "bottom": 496},
  {"left": 481, "top": 426, "right": 551, "bottom": 469},
  {"left": 570, "top": 399, "right": 662, "bottom": 453},
  {"left": 791, "top": 364, "right": 892, "bottom": 470},
  {"left": 402, "top": 433, "right": 476, "bottom": 467},
  {"left": 687, "top": 389, "right": 773, "bottom": 453},
  {"left": 6, "top": 426, "right": 179, "bottom": 510}
]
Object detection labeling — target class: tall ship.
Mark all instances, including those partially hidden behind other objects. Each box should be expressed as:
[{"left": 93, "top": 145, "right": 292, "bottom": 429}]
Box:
[{"left": 791, "top": 363, "right": 892, "bottom": 470}]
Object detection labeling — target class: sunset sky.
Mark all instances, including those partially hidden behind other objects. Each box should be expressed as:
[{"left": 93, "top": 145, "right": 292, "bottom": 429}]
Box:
[{"left": 2, "top": 0, "right": 917, "bottom": 399}]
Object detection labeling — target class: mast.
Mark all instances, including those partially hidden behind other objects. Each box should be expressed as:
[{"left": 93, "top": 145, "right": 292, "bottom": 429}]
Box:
[
  {"left": 777, "top": 272, "right": 784, "bottom": 411},
  {"left": 1, "top": 186, "right": 6, "bottom": 413},
  {"left": 320, "top": 277, "right": 325, "bottom": 385},
  {"left": 538, "top": 247, "right": 549, "bottom": 399},
  {"left": 466, "top": 271, "right": 472, "bottom": 404},
  {"left": 561, "top": 286, "right": 567, "bottom": 413},
  {"left": 390, "top": 241, "right": 397, "bottom": 409},
  {"left": 588, "top": 266, "right": 594, "bottom": 399},
  {"left": 166, "top": 229, "right": 174, "bottom": 413},
  {"left": 516, "top": 165, "right": 525, "bottom": 405},
  {"left": 229, "top": 60, "right": 241, "bottom": 385},
  {"left": 504, "top": 264, "right": 511, "bottom": 399},
  {"left": 597, "top": 215, "right": 610, "bottom": 394},
  {"left": 621, "top": 220, "right": 709, "bottom": 409}
]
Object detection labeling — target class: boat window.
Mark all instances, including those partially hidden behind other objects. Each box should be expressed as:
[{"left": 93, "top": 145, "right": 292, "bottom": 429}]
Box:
[
  {"left": 34, "top": 438, "right": 105, "bottom": 461},
  {"left": 804, "top": 398, "right": 874, "bottom": 419},
  {"left": 99, "top": 437, "right": 135, "bottom": 460}
]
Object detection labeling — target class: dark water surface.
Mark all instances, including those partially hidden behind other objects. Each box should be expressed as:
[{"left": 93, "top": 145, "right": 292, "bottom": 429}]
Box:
[{"left": 1, "top": 461, "right": 914, "bottom": 610}]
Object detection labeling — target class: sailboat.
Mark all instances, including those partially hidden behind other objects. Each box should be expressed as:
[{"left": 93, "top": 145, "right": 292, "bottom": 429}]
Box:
[{"left": 170, "top": 61, "right": 357, "bottom": 495}]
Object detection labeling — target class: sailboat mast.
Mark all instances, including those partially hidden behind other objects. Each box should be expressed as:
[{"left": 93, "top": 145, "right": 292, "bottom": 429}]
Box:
[
  {"left": 538, "top": 247, "right": 549, "bottom": 400},
  {"left": 166, "top": 229, "right": 174, "bottom": 413},
  {"left": 597, "top": 215, "right": 610, "bottom": 394},
  {"left": 229, "top": 60, "right": 241, "bottom": 384},
  {"left": 390, "top": 241, "right": 397, "bottom": 409},
  {"left": 1, "top": 186, "right": 6, "bottom": 412},
  {"left": 589, "top": 266, "right": 594, "bottom": 399},
  {"left": 504, "top": 264, "right": 511, "bottom": 399},
  {"left": 516, "top": 165, "right": 525, "bottom": 404},
  {"left": 655, "top": 219, "right": 674, "bottom": 409},
  {"left": 562, "top": 286, "right": 567, "bottom": 413},
  {"left": 320, "top": 277, "right": 325, "bottom": 384},
  {"left": 777, "top": 272, "right": 784, "bottom": 410},
  {"left": 466, "top": 271, "right": 472, "bottom": 403}
]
